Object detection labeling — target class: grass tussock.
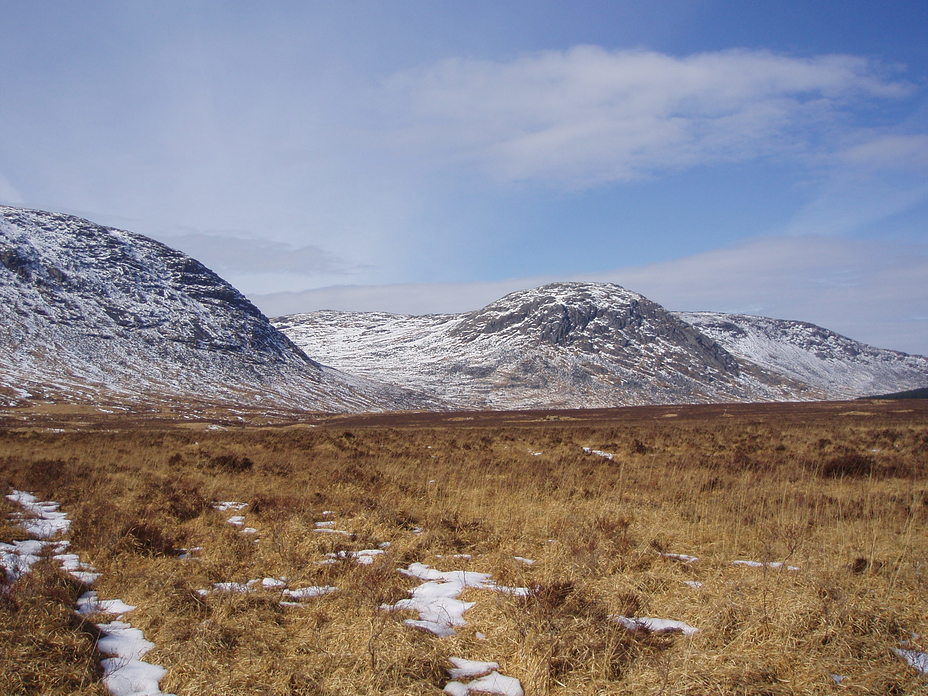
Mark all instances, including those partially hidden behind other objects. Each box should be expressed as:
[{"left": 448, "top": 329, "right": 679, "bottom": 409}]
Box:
[{"left": 0, "top": 400, "right": 926, "bottom": 694}]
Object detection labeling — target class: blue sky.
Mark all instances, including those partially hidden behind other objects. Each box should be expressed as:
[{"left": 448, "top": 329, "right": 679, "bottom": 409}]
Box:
[{"left": 1, "top": 1, "right": 926, "bottom": 353}]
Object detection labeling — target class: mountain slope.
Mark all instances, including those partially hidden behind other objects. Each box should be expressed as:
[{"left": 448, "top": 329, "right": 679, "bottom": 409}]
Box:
[
  {"left": 275, "top": 282, "right": 927, "bottom": 410},
  {"left": 274, "top": 282, "right": 822, "bottom": 409},
  {"left": 678, "top": 312, "right": 928, "bottom": 400},
  {"left": 0, "top": 206, "right": 430, "bottom": 411}
]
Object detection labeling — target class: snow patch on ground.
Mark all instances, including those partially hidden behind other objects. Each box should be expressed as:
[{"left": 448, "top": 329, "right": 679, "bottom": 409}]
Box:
[
  {"left": 212, "top": 501, "right": 247, "bottom": 512},
  {"left": 894, "top": 648, "right": 928, "bottom": 674},
  {"left": 6, "top": 490, "right": 71, "bottom": 538},
  {"left": 77, "top": 591, "right": 136, "bottom": 616},
  {"left": 613, "top": 615, "right": 699, "bottom": 636},
  {"left": 733, "top": 560, "right": 799, "bottom": 571},
  {"left": 4, "top": 489, "right": 174, "bottom": 696},
  {"left": 444, "top": 669, "right": 524, "bottom": 696},
  {"left": 582, "top": 447, "right": 614, "bottom": 460},
  {"left": 326, "top": 549, "right": 385, "bottom": 565},
  {"left": 384, "top": 562, "right": 530, "bottom": 637},
  {"left": 97, "top": 621, "right": 175, "bottom": 696},
  {"left": 283, "top": 585, "right": 337, "bottom": 600},
  {"left": 659, "top": 552, "right": 698, "bottom": 563}
]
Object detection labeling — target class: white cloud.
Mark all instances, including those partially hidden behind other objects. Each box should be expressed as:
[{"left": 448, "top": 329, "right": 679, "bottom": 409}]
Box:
[
  {"left": 251, "top": 235, "right": 928, "bottom": 355},
  {"left": 382, "top": 47, "right": 910, "bottom": 186}
]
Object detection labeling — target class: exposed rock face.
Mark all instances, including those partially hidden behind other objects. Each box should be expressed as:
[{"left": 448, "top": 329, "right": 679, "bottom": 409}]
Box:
[{"left": 0, "top": 206, "right": 430, "bottom": 411}]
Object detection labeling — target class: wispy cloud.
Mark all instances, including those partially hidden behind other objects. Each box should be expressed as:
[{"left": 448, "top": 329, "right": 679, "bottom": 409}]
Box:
[
  {"left": 381, "top": 47, "right": 910, "bottom": 187},
  {"left": 839, "top": 133, "right": 928, "bottom": 171},
  {"left": 782, "top": 131, "right": 928, "bottom": 237}
]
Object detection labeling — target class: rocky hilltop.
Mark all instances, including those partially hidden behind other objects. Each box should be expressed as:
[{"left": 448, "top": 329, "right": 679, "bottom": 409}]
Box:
[
  {"left": 275, "top": 283, "right": 847, "bottom": 409},
  {"left": 275, "top": 282, "right": 927, "bottom": 410},
  {"left": 0, "top": 206, "right": 430, "bottom": 411},
  {"left": 678, "top": 311, "right": 928, "bottom": 400}
]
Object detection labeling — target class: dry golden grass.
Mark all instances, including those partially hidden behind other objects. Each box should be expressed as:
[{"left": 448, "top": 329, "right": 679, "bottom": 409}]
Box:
[{"left": 0, "top": 400, "right": 926, "bottom": 694}]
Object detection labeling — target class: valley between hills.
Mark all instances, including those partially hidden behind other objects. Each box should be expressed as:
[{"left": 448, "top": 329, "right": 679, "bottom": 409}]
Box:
[{"left": 1, "top": 206, "right": 926, "bottom": 695}]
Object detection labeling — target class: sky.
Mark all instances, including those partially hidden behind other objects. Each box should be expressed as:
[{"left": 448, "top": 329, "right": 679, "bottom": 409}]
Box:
[{"left": 1, "top": 1, "right": 926, "bottom": 354}]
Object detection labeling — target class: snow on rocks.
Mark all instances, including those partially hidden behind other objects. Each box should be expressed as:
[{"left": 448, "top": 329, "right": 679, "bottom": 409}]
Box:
[
  {"left": 612, "top": 615, "right": 699, "bottom": 636},
  {"left": 582, "top": 447, "right": 614, "bottom": 460},
  {"left": 894, "top": 648, "right": 928, "bottom": 674},
  {"left": 733, "top": 560, "right": 800, "bottom": 571},
  {"left": 443, "top": 658, "right": 524, "bottom": 696},
  {"left": 512, "top": 556, "right": 535, "bottom": 565}
]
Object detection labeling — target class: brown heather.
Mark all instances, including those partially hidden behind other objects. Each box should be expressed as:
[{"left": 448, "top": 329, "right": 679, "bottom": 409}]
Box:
[{"left": 0, "top": 399, "right": 926, "bottom": 695}]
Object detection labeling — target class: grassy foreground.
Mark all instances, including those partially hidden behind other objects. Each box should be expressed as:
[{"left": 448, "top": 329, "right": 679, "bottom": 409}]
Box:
[{"left": 1, "top": 400, "right": 926, "bottom": 695}]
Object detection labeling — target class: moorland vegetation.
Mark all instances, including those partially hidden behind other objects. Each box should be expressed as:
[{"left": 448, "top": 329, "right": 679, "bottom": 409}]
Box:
[{"left": 1, "top": 400, "right": 926, "bottom": 695}]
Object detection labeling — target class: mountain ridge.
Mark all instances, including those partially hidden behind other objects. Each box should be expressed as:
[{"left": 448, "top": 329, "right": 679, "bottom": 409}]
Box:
[
  {"left": 2, "top": 205, "right": 923, "bottom": 413},
  {"left": 275, "top": 282, "right": 927, "bottom": 410},
  {"left": 0, "top": 205, "right": 436, "bottom": 412}
]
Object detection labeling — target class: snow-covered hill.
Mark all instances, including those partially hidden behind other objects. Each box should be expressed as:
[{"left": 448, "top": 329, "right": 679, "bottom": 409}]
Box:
[
  {"left": 275, "top": 282, "right": 859, "bottom": 409},
  {"left": 0, "top": 206, "right": 432, "bottom": 411},
  {"left": 4, "top": 205, "right": 922, "bottom": 412},
  {"left": 677, "top": 312, "right": 928, "bottom": 400},
  {"left": 275, "top": 282, "right": 927, "bottom": 410}
]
